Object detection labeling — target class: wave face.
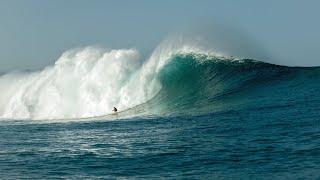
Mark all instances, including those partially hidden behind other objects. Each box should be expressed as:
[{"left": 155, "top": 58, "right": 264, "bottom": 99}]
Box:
[{"left": 0, "top": 43, "right": 319, "bottom": 120}]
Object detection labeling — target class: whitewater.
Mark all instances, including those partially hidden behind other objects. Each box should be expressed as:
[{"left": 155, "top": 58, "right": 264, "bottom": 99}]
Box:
[{"left": 0, "top": 46, "right": 167, "bottom": 119}]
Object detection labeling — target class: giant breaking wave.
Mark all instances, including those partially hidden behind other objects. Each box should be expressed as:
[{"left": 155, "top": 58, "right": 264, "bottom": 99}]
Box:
[{"left": 0, "top": 40, "right": 311, "bottom": 120}]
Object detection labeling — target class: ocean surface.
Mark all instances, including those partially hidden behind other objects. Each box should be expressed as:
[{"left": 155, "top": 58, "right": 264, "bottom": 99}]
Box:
[{"left": 0, "top": 44, "right": 320, "bottom": 179}]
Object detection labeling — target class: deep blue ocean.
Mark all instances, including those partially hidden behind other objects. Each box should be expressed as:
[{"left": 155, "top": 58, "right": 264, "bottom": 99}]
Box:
[{"left": 1, "top": 53, "right": 320, "bottom": 179}]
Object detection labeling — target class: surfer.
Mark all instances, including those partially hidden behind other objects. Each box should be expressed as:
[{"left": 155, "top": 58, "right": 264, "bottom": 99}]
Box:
[{"left": 113, "top": 107, "right": 118, "bottom": 113}]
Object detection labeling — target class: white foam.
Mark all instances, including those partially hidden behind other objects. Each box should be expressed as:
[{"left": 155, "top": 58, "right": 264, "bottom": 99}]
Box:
[{"left": 0, "top": 47, "right": 156, "bottom": 119}]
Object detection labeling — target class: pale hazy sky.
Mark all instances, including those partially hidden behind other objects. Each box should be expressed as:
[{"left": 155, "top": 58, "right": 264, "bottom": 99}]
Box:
[{"left": 0, "top": 0, "right": 319, "bottom": 72}]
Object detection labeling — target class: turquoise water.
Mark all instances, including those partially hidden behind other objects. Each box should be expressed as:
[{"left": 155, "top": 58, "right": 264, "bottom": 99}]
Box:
[{"left": 1, "top": 54, "right": 320, "bottom": 179}]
